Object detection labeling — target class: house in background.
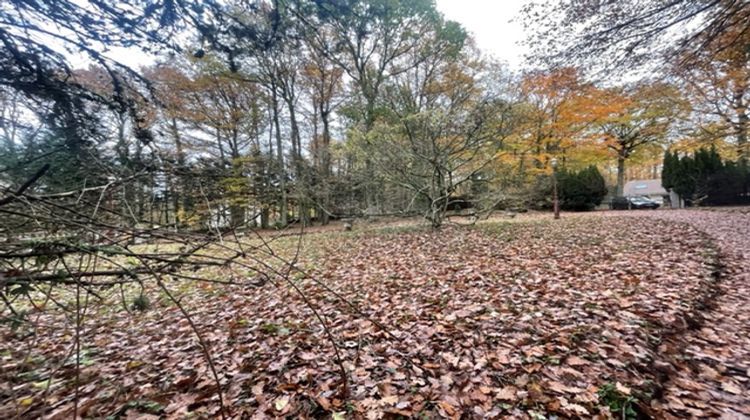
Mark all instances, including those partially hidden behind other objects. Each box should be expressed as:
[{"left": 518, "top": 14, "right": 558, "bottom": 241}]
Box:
[{"left": 623, "top": 179, "right": 680, "bottom": 207}]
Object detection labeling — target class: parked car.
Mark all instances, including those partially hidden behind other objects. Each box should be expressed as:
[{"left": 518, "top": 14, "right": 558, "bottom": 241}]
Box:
[{"left": 610, "top": 196, "right": 660, "bottom": 210}]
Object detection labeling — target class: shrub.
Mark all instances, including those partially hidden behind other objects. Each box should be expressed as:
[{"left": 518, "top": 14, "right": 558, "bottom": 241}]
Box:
[{"left": 558, "top": 165, "right": 608, "bottom": 211}]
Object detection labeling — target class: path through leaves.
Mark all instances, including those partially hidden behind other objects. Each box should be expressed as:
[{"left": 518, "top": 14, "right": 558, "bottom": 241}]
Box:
[{"left": 616, "top": 209, "right": 750, "bottom": 418}]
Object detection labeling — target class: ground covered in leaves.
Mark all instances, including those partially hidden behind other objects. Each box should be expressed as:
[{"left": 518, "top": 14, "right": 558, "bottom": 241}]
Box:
[
  {"left": 616, "top": 209, "right": 749, "bottom": 418},
  {"left": 1, "top": 211, "right": 746, "bottom": 418}
]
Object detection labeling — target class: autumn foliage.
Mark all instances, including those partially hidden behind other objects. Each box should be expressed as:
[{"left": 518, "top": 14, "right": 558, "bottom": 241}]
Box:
[{"left": 3, "top": 1, "right": 750, "bottom": 419}]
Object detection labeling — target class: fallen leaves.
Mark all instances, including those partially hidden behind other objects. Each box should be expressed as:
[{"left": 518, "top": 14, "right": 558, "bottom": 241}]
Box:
[
  {"left": 721, "top": 381, "right": 742, "bottom": 395},
  {"left": 610, "top": 209, "right": 750, "bottom": 417},
  {"left": 2, "top": 211, "right": 747, "bottom": 418},
  {"left": 274, "top": 396, "right": 289, "bottom": 410},
  {"left": 495, "top": 386, "right": 518, "bottom": 401},
  {"left": 615, "top": 382, "right": 631, "bottom": 396}
]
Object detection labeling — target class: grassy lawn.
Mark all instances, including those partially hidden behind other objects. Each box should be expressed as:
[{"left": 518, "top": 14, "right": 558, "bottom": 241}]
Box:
[{"left": 0, "top": 214, "right": 720, "bottom": 418}]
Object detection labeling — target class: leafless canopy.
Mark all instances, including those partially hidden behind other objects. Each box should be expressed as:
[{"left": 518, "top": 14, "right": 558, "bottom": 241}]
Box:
[{"left": 522, "top": 0, "right": 750, "bottom": 75}]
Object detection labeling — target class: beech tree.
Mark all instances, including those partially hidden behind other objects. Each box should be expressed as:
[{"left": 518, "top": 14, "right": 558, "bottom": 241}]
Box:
[
  {"left": 599, "top": 83, "right": 686, "bottom": 196},
  {"left": 515, "top": 68, "right": 611, "bottom": 174}
]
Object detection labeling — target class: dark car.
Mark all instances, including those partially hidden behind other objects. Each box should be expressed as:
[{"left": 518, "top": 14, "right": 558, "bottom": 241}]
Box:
[{"left": 610, "top": 196, "right": 660, "bottom": 210}]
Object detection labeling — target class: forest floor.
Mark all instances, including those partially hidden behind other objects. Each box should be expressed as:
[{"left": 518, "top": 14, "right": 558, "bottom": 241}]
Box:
[
  {"left": 1, "top": 209, "right": 749, "bottom": 419},
  {"left": 614, "top": 209, "right": 750, "bottom": 418}
]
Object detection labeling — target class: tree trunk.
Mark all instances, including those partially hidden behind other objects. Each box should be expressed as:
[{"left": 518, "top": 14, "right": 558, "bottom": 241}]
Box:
[
  {"left": 320, "top": 110, "right": 332, "bottom": 225},
  {"left": 363, "top": 96, "right": 378, "bottom": 213},
  {"left": 115, "top": 114, "right": 137, "bottom": 227},
  {"left": 286, "top": 99, "right": 310, "bottom": 227},
  {"left": 260, "top": 206, "right": 269, "bottom": 229},
  {"left": 271, "top": 86, "right": 288, "bottom": 227},
  {"left": 230, "top": 205, "right": 244, "bottom": 228},
  {"left": 616, "top": 154, "right": 626, "bottom": 197},
  {"left": 736, "top": 101, "right": 748, "bottom": 165},
  {"left": 170, "top": 117, "right": 192, "bottom": 217}
]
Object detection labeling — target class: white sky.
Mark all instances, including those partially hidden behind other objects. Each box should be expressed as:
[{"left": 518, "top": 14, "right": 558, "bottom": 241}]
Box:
[
  {"left": 71, "top": 1, "right": 531, "bottom": 71},
  {"left": 436, "top": 0, "right": 529, "bottom": 69}
]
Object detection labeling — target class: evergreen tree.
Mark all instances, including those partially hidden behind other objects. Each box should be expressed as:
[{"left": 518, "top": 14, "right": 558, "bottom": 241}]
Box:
[
  {"left": 558, "top": 165, "right": 608, "bottom": 211},
  {"left": 667, "top": 146, "right": 749, "bottom": 206},
  {"left": 672, "top": 155, "right": 696, "bottom": 201},
  {"left": 581, "top": 165, "right": 608, "bottom": 205},
  {"left": 661, "top": 150, "right": 677, "bottom": 190},
  {"left": 692, "top": 146, "right": 723, "bottom": 202}
]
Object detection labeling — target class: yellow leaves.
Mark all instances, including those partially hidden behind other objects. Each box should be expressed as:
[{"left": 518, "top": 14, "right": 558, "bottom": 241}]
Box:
[
  {"left": 513, "top": 67, "right": 626, "bottom": 171},
  {"left": 671, "top": 137, "right": 738, "bottom": 161},
  {"left": 425, "top": 61, "right": 479, "bottom": 98},
  {"left": 521, "top": 67, "right": 583, "bottom": 99},
  {"left": 510, "top": 69, "right": 687, "bottom": 179},
  {"left": 274, "top": 395, "right": 290, "bottom": 411},
  {"left": 126, "top": 360, "right": 144, "bottom": 370}
]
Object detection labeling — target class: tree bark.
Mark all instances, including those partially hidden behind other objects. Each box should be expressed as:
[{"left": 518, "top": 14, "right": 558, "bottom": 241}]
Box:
[
  {"left": 616, "top": 154, "right": 626, "bottom": 197},
  {"left": 736, "top": 89, "right": 748, "bottom": 165},
  {"left": 286, "top": 97, "right": 310, "bottom": 227},
  {"left": 320, "top": 110, "right": 332, "bottom": 225},
  {"left": 271, "top": 86, "right": 288, "bottom": 227}
]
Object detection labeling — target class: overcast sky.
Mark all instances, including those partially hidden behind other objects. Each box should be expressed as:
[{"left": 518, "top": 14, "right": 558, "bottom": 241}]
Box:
[
  {"left": 76, "top": 1, "right": 531, "bottom": 71},
  {"left": 436, "top": 0, "right": 529, "bottom": 69}
]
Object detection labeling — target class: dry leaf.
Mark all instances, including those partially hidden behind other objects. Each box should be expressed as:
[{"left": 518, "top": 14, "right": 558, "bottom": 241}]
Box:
[{"left": 274, "top": 396, "right": 289, "bottom": 411}]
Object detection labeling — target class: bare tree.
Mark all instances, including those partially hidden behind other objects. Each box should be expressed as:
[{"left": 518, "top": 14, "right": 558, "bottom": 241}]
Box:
[
  {"left": 523, "top": 0, "right": 750, "bottom": 75},
  {"left": 374, "top": 45, "right": 513, "bottom": 227}
]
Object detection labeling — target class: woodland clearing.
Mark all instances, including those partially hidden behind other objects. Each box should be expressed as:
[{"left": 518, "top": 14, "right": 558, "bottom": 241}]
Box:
[{"left": 1, "top": 209, "right": 748, "bottom": 419}]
